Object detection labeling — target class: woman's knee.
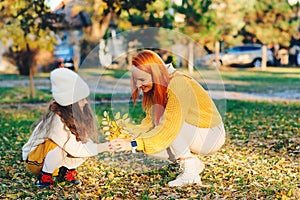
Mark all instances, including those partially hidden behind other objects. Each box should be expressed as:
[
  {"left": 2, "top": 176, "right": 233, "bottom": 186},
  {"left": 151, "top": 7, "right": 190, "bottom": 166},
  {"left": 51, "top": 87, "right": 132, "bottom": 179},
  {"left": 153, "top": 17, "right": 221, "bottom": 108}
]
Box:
[{"left": 191, "top": 129, "right": 226, "bottom": 156}]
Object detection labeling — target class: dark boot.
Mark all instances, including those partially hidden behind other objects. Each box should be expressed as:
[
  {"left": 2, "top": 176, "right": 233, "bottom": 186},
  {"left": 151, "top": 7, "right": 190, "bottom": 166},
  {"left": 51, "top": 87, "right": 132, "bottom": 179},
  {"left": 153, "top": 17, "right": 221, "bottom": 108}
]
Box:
[
  {"left": 57, "top": 166, "right": 81, "bottom": 185},
  {"left": 36, "top": 171, "right": 54, "bottom": 189}
]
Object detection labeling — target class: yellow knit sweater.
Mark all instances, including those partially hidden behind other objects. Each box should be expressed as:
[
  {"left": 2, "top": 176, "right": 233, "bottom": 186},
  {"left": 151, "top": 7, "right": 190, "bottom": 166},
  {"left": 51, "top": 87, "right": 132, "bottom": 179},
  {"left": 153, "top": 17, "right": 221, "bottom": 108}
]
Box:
[{"left": 134, "top": 73, "right": 222, "bottom": 154}]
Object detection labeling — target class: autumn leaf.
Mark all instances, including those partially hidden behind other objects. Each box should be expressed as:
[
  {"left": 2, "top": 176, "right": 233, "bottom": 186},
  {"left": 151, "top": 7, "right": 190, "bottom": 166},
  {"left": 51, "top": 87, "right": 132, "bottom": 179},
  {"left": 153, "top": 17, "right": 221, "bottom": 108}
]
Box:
[
  {"left": 101, "top": 110, "right": 132, "bottom": 140},
  {"left": 0, "top": 99, "right": 299, "bottom": 199}
]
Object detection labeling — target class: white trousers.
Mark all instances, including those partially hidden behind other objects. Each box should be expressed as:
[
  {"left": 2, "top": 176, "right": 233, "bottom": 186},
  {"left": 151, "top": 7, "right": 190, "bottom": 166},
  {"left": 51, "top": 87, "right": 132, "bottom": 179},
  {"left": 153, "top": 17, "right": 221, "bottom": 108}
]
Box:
[
  {"left": 42, "top": 147, "right": 88, "bottom": 174},
  {"left": 150, "top": 122, "right": 226, "bottom": 160}
]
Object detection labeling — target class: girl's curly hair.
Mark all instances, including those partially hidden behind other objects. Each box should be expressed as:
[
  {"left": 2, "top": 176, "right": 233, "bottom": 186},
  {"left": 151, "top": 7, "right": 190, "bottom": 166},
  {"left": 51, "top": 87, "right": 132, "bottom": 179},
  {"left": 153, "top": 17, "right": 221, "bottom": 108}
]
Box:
[{"left": 33, "top": 100, "right": 99, "bottom": 143}]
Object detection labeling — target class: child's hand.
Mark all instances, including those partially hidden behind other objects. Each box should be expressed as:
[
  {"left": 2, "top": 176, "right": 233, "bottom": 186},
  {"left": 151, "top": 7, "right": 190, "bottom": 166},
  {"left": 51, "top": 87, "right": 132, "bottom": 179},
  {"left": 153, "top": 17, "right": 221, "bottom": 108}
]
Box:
[{"left": 107, "top": 140, "right": 120, "bottom": 152}]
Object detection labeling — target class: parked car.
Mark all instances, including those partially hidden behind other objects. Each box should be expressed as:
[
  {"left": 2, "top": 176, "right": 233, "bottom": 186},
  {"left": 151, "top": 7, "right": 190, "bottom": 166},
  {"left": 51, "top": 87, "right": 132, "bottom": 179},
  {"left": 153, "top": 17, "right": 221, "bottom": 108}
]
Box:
[
  {"left": 48, "top": 32, "right": 75, "bottom": 71},
  {"left": 53, "top": 43, "right": 75, "bottom": 71},
  {"left": 195, "top": 45, "right": 274, "bottom": 67}
]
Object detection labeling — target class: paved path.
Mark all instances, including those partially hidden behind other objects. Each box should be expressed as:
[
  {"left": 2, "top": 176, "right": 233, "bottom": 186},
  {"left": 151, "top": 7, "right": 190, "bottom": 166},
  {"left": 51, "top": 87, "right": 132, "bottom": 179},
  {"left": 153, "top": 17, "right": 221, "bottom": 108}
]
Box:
[
  {"left": 210, "top": 91, "right": 300, "bottom": 102},
  {"left": 0, "top": 76, "right": 299, "bottom": 103}
]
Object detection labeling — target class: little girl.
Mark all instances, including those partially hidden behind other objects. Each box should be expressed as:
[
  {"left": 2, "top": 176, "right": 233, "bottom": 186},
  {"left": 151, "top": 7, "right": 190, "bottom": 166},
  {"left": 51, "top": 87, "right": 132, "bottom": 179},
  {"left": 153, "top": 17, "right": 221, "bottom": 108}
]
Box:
[{"left": 22, "top": 68, "right": 109, "bottom": 189}]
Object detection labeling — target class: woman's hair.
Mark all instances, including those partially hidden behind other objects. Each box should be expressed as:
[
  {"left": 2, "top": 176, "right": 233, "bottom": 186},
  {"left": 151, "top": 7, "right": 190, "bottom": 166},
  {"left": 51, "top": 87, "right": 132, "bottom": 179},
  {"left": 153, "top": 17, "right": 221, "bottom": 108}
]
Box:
[
  {"left": 131, "top": 50, "right": 170, "bottom": 124},
  {"left": 32, "top": 100, "right": 98, "bottom": 143}
]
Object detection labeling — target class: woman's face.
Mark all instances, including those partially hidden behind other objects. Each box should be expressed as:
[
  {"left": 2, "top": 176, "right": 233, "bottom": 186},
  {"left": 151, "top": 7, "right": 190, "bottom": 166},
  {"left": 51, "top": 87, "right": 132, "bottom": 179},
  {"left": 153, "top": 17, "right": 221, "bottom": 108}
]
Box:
[
  {"left": 78, "top": 98, "right": 88, "bottom": 111},
  {"left": 132, "top": 67, "right": 153, "bottom": 93}
]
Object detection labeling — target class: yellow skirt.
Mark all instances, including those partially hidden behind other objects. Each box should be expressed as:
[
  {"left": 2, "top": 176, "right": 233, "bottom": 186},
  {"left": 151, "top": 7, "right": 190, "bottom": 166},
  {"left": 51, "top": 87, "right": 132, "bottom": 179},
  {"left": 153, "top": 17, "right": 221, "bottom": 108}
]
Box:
[{"left": 25, "top": 139, "right": 59, "bottom": 176}]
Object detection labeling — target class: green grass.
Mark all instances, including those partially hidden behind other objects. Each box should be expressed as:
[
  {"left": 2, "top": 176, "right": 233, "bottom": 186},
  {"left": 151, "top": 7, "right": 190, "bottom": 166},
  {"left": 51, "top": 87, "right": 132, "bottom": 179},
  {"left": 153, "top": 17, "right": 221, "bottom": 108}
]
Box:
[
  {"left": 0, "top": 74, "right": 27, "bottom": 80},
  {"left": 191, "top": 66, "right": 300, "bottom": 93},
  {"left": 0, "top": 72, "right": 51, "bottom": 79},
  {"left": 219, "top": 67, "right": 300, "bottom": 93},
  {"left": 0, "top": 87, "right": 52, "bottom": 103},
  {"left": 0, "top": 100, "right": 299, "bottom": 199},
  {"left": 77, "top": 68, "right": 130, "bottom": 79},
  {"left": 0, "top": 67, "right": 299, "bottom": 198},
  {"left": 0, "top": 68, "right": 132, "bottom": 104}
]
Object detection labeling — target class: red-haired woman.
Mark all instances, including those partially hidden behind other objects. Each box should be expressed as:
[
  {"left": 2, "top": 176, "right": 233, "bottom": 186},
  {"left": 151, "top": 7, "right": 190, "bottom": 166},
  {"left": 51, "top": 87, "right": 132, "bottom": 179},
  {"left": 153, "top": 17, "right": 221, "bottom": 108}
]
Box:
[{"left": 111, "top": 50, "right": 226, "bottom": 187}]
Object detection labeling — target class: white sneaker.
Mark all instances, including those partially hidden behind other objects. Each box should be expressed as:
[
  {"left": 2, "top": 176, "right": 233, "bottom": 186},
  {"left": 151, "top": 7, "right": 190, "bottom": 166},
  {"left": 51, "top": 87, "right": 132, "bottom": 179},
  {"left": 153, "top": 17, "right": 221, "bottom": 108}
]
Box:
[{"left": 168, "top": 156, "right": 204, "bottom": 187}]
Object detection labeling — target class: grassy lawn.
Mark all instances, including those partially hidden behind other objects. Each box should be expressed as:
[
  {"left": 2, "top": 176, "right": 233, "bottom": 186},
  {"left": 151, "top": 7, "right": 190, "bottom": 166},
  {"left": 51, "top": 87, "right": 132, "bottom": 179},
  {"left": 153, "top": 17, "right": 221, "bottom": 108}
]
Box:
[
  {"left": 191, "top": 66, "right": 300, "bottom": 94},
  {"left": 0, "top": 67, "right": 299, "bottom": 199},
  {"left": 0, "top": 100, "right": 299, "bottom": 199},
  {"left": 219, "top": 67, "right": 300, "bottom": 94}
]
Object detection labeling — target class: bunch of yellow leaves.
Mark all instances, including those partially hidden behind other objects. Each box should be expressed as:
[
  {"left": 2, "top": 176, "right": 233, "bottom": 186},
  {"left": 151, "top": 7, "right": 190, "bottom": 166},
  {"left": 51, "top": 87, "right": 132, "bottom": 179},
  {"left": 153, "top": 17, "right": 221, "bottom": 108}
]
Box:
[{"left": 101, "top": 111, "right": 132, "bottom": 140}]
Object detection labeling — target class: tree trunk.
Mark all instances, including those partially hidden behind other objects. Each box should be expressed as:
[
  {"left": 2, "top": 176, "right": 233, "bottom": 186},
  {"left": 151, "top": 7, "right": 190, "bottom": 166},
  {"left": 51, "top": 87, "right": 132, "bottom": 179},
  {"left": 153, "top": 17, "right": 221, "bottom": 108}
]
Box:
[
  {"left": 17, "top": 52, "right": 30, "bottom": 75},
  {"left": 90, "top": 9, "right": 113, "bottom": 42},
  {"left": 188, "top": 41, "right": 194, "bottom": 74},
  {"left": 26, "top": 48, "right": 36, "bottom": 99},
  {"left": 90, "top": 0, "right": 102, "bottom": 40},
  {"left": 90, "top": 22, "right": 101, "bottom": 41},
  {"left": 14, "top": 50, "right": 36, "bottom": 76},
  {"left": 15, "top": 49, "right": 36, "bottom": 98},
  {"left": 215, "top": 41, "right": 220, "bottom": 67},
  {"left": 261, "top": 45, "right": 267, "bottom": 71},
  {"left": 29, "top": 65, "right": 35, "bottom": 98}
]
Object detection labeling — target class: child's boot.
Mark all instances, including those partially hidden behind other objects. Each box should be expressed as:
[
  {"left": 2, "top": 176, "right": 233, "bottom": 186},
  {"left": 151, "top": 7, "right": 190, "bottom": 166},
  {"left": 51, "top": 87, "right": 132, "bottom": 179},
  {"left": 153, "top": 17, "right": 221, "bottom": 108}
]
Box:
[
  {"left": 57, "top": 166, "right": 81, "bottom": 185},
  {"left": 36, "top": 171, "right": 54, "bottom": 189}
]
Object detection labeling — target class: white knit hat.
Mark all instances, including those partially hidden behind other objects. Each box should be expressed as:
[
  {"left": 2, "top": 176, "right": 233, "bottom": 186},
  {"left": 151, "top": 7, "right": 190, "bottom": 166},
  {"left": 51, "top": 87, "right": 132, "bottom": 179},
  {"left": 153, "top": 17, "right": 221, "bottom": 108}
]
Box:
[{"left": 50, "top": 68, "right": 90, "bottom": 106}]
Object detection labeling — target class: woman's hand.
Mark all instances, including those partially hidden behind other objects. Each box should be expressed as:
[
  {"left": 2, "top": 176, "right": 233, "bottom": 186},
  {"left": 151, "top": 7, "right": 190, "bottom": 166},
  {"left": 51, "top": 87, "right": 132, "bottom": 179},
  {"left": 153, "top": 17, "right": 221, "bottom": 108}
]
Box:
[
  {"left": 110, "top": 138, "right": 132, "bottom": 152},
  {"left": 98, "top": 141, "right": 114, "bottom": 153}
]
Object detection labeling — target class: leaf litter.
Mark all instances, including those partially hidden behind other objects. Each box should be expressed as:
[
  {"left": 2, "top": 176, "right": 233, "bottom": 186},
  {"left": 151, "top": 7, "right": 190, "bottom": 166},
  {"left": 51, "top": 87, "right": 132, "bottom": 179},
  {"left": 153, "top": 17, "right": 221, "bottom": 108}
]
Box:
[{"left": 0, "top": 100, "right": 299, "bottom": 199}]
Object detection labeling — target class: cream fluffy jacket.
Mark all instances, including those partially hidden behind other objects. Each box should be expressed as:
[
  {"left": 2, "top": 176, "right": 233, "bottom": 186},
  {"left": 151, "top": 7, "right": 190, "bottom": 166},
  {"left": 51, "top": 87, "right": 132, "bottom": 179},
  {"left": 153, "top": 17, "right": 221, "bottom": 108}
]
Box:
[{"left": 22, "top": 114, "right": 99, "bottom": 161}]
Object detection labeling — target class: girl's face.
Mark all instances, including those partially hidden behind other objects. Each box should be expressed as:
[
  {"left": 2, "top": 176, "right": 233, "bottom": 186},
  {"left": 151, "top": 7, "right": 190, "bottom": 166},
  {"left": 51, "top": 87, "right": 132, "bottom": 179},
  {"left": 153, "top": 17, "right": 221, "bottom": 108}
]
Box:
[
  {"left": 78, "top": 98, "right": 88, "bottom": 111},
  {"left": 132, "top": 67, "right": 153, "bottom": 93}
]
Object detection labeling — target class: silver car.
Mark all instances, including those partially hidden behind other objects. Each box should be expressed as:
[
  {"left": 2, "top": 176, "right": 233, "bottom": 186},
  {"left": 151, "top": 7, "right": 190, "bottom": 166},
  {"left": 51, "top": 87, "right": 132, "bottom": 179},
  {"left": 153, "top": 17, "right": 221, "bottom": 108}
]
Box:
[{"left": 196, "top": 45, "right": 274, "bottom": 67}]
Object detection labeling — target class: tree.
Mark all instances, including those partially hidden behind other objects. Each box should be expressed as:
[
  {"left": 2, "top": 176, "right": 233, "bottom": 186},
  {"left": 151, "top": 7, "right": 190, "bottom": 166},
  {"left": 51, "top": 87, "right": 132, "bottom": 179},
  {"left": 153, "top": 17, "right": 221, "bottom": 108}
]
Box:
[
  {"left": 172, "top": 0, "right": 249, "bottom": 70},
  {"left": 243, "top": 0, "right": 298, "bottom": 70},
  {"left": 170, "top": 0, "right": 216, "bottom": 72},
  {"left": 209, "top": 0, "right": 249, "bottom": 65},
  {"left": 121, "top": 0, "right": 175, "bottom": 52},
  {"left": 0, "top": 0, "right": 63, "bottom": 97},
  {"left": 82, "top": 0, "right": 176, "bottom": 69},
  {"left": 84, "top": 0, "right": 158, "bottom": 42}
]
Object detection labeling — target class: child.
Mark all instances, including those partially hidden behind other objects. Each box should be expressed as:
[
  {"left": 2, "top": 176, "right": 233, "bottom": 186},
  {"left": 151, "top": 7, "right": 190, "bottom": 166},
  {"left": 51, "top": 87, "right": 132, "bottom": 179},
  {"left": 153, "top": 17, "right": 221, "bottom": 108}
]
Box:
[{"left": 22, "top": 68, "right": 109, "bottom": 189}]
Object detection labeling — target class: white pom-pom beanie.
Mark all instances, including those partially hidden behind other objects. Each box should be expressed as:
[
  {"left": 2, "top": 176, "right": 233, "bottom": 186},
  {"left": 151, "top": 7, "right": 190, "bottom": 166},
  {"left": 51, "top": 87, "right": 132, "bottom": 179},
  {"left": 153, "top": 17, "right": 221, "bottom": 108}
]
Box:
[{"left": 50, "top": 68, "right": 90, "bottom": 106}]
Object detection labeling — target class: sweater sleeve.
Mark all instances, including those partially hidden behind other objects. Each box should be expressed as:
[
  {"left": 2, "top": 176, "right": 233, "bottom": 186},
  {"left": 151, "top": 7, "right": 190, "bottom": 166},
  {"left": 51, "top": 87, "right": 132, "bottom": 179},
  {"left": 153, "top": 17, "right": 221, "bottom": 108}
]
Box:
[
  {"left": 135, "top": 76, "right": 192, "bottom": 154},
  {"left": 49, "top": 115, "right": 99, "bottom": 157},
  {"left": 127, "top": 107, "right": 153, "bottom": 136}
]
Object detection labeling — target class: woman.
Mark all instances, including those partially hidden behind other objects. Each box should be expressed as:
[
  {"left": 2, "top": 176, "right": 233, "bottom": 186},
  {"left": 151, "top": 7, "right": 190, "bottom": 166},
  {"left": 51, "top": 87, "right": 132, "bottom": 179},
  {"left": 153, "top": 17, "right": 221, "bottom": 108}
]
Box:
[
  {"left": 22, "top": 68, "right": 110, "bottom": 189},
  {"left": 111, "top": 50, "right": 226, "bottom": 187}
]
